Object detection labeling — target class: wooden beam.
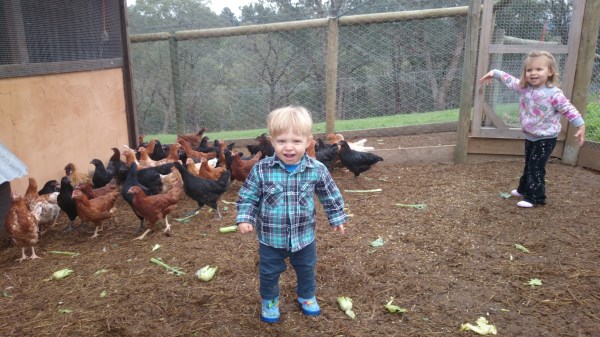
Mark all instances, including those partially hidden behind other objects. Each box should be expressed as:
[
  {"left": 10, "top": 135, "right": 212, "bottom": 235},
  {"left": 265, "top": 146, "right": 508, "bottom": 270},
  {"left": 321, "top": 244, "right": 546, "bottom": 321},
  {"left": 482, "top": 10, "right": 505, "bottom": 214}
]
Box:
[
  {"left": 325, "top": 18, "right": 339, "bottom": 135},
  {"left": 455, "top": 0, "right": 480, "bottom": 164},
  {"left": 372, "top": 145, "right": 455, "bottom": 165},
  {"left": 563, "top": 0, "right": 600, "bottom": 165}
]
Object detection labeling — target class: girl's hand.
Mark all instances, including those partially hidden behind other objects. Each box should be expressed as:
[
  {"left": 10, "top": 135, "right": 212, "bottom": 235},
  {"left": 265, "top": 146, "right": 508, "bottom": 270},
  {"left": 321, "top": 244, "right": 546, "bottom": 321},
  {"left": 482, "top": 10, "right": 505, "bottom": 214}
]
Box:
[
  {"left": 238, "top": 222, "right": 254, "bottom": 233},
  {"left": 575, "top": 124, "right": 586, "bottom": 146},
  {"left": 479, "top": 70, "right": 495, "bottom": 85},
  {"left": 333, "top": 224, "right": 345, "bottom": 235}
]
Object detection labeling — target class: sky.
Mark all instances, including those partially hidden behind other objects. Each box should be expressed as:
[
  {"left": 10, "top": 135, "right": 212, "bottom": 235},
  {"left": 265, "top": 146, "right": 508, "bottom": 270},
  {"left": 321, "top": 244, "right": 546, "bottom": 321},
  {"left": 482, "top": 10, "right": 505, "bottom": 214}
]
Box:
[{"left": 126, "top": 0, "right": 255, "bottom": 16}]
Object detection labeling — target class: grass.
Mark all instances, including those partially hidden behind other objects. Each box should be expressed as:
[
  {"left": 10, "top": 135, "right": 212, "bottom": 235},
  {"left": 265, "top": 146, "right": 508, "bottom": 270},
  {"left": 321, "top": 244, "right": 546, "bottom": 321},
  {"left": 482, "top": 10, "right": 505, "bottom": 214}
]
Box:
[
  {"left": 143, "top": 100, "right": 600, "bottom": 144},
  {"left": 145, "top": 109, "right": 459, "bottom": 143}
]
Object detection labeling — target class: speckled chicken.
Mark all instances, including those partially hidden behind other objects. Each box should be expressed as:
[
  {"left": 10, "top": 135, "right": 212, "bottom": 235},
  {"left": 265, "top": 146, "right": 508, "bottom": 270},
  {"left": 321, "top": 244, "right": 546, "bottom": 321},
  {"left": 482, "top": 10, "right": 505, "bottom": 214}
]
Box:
[
  {"left": 24, "top": 177, "right": 60, "bottom": 231},
  {"left": 5, "top": 191, "right": 40, "bottom": 262}
]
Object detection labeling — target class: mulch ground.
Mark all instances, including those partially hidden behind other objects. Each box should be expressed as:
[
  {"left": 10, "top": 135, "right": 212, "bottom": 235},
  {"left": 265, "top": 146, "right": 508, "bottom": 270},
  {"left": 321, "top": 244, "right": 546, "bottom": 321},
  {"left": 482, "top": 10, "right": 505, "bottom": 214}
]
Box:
[{"left": 1, "top": 133, "right": 599, "bottom": 337}]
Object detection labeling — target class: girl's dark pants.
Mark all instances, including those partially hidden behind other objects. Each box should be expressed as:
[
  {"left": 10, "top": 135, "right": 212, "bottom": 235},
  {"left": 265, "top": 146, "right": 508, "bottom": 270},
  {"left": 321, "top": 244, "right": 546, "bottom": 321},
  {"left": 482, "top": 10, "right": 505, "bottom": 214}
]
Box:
[
  {"left": 259, "top": 240, "right": 317, "bottom": 300},
  {"left": 517, "top": 138, "right": 557, "bottom": 205}
]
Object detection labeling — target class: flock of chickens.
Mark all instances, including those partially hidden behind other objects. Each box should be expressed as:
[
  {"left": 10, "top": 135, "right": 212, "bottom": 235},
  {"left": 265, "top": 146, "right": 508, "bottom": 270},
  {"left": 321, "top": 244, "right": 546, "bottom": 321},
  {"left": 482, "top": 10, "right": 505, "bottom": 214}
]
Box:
[{"left": 4, "top": 128, "right": 383, "bottom": 262}]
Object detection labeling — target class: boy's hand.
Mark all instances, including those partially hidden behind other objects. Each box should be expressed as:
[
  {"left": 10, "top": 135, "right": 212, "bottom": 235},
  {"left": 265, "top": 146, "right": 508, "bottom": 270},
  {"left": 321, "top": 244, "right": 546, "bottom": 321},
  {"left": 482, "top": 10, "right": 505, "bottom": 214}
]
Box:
[
  {"left": 238, "top": 222, "right": 254, "bottom": 233},
  {"left": 574, "top": 124, "right": 585, "bottom": 146},
  {"left": 333, "top": 224, "right": 345, "bottom": 235},
  {"left": 479, "top": 70, "right": 495, "bottom": 85}
]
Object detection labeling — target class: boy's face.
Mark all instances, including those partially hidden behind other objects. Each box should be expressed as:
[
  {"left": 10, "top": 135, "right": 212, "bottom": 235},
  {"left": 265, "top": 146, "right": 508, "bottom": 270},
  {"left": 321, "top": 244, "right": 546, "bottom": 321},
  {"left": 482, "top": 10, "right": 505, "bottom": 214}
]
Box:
[{"left": 270, "top": 128, "right": 309, "bottom": 165}]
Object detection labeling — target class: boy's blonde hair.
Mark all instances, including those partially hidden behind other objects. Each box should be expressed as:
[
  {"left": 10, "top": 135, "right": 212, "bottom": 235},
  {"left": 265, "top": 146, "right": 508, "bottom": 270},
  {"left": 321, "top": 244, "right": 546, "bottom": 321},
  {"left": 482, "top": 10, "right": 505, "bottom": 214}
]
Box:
[
  {"left": 266, "top": 106, "right": 313, "bottom": 138},
  {"left": 519, "top": 50, "right": 560, "bottom": 88}
]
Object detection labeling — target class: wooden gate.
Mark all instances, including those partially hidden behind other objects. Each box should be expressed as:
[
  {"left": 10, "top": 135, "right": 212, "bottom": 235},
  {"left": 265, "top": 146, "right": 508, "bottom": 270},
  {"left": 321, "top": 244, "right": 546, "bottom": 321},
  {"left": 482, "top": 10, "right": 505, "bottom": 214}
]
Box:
[{"left": 470, "top": 0, "right": 586, "bottom": 153}]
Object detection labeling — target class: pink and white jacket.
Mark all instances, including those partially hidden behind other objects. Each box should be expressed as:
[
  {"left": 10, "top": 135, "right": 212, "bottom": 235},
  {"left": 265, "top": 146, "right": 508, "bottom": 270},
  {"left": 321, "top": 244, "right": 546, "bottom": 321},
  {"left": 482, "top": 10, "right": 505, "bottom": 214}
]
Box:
[{"left": 492, "top": 70, "right": 584, "bottom": 141}]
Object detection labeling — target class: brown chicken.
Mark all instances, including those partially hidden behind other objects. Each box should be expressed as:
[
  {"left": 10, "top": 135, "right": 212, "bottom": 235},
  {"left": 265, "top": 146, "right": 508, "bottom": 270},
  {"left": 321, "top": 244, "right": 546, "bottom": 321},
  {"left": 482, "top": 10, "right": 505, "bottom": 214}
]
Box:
[
  {"left": 177, "top": 126, "right": 208, "bottom": 149},
  {"left": 306, "top": 137, "right": 317, "bottom": 159},
  {"left": 137, "top": 147, "right": 159, "bottom": 168},
  {"left": 122, "top": 147, "right": 139, "bottom": 166},
  {"left": 186, "top": 158, "right": 201, "bottom": 176},
  {"left": 128, "top": 180, "right": 182, "bottom": 240},
  {"left": 177, "top": 137, "right": 217, "bottom": 162},
  {"left": 64, "top": 163, "right": 91, "bottom": 187},
  {"left": 230, "top": 151, "right": 262, "bottom": 183},
  {"left": 198, "top": 157, "right": 227, "bottom": 181},
  {"left": 5, "top": 192, "right": 40, "bottom": 262},
  {"left": 77, "top": 181, "right": 118, "bottom": 199},
  {"left": 71, "top": 189, "right": 119, "bottom": 238}
]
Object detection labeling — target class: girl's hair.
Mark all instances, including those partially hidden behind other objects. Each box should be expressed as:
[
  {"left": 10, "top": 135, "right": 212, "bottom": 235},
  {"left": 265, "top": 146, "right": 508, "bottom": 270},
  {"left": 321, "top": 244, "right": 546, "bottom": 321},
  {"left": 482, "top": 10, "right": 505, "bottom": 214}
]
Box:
[
  {"left": 266, "top": 105, "right": 313, "bottom": 138},
  {"left": 519, "top": 50, "right": 560, "bottom": 88}
]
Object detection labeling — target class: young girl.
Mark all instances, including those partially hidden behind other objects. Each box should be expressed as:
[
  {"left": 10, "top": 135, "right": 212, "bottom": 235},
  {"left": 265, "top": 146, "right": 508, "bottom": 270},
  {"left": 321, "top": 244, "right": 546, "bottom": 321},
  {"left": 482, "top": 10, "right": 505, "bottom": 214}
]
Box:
[
  {"left": 236, "top": 106, "right": 347, "bottom": 323},
  {"left": 480, "top": 50, "right": 585, "bottom": 208}
]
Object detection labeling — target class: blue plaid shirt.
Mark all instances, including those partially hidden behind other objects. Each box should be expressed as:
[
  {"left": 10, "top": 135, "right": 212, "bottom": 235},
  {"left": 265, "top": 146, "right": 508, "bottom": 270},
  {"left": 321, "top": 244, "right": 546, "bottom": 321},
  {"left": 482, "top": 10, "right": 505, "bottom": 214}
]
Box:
[{"left": 236, "top": 154, "right": 346, "bottom": 252}]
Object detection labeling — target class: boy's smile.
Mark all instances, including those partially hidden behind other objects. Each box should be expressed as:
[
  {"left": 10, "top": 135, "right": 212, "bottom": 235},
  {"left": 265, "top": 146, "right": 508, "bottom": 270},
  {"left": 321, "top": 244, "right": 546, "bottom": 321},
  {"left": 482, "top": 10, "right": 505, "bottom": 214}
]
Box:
[{"left": 271, "top": 129, "right": 309, "bottom": 165}]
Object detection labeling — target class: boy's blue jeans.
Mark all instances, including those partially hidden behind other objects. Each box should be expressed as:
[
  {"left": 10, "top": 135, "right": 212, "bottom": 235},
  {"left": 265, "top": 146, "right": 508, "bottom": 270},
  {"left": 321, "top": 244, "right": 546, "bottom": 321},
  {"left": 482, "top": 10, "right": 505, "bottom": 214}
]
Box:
[{"left": 259, "top": 240, "right": 317, "bottom": 300}]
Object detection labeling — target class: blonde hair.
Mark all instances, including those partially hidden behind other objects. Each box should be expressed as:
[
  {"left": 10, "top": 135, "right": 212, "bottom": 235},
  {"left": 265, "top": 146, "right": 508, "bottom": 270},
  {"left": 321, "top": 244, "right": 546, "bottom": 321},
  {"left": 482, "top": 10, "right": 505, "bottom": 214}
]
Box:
[
  {"left": 519, "top": 50, "right": 560, "bottom": 88},
  {"left": 266, "top": 105, "right": 313, "bottom": 138}
]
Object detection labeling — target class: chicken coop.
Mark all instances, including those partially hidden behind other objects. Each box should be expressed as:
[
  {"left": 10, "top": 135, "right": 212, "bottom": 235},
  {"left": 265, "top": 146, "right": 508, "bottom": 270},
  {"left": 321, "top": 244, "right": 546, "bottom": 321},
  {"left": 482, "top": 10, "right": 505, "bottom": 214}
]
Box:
[
  {"left": 1, "top": 0, "right": 600, "bottom": 195},
  {"left": 0, "top": 0, "right": 137, "bottom": 193}
]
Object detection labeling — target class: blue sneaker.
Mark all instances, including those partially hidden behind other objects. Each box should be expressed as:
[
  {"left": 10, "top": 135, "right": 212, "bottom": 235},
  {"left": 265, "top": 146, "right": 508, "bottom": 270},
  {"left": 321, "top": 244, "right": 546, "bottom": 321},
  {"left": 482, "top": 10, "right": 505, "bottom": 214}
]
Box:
[
  {"left": 298, "top": 296, "right": 320, "bottom": 316},
  {"left": 261, "top": 297, "right": 280, "bottom": 323}
]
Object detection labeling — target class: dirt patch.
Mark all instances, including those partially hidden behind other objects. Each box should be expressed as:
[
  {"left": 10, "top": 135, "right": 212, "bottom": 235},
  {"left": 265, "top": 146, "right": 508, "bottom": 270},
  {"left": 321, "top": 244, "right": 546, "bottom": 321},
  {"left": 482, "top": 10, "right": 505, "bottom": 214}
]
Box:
[{"left": 1, "top": 133, "right": 599, "bottom": 337}]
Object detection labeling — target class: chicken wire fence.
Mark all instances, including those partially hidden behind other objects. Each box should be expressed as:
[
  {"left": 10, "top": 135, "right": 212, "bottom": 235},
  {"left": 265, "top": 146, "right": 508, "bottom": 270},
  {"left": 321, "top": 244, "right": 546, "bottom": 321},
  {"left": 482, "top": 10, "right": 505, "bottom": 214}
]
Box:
[{"left": 128, "top": 0, "right": 599, "bottom": 142}]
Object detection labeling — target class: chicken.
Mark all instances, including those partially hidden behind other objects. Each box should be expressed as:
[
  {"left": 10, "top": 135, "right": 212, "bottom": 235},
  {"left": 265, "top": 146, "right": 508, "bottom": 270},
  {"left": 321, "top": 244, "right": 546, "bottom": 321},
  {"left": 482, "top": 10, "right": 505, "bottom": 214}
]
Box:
[
  {"left": 106, "top": 147, "right": 128, "bottom": 184},
  {"left": 71, "top": 189, "right": 119, "bottom": 238},
  {"left": 247, "top": 133, "right": 274, "bottom": 159},
  {"left": 306, "top": 137, "right": 317, "bottom": 159},
  {"left": 177, "top": 126, "right": 208, "bottom": 149},
  {"left": 198, "top": 157, "right": 227, "bottom": 181},
  {"left": 5, "top": 192, "right": 40, "bottom": 262},
  {"left": 90, "top": 158, "right": 115, "bottom": 188},
  {"left": 160, "top": 166, "right": 183, "bottom": 193},
  {"left": 128, "top": 179, "right": 182, "bottom": 240},
  {"left": 173, "top": 161, "right": 231, "bottom": 219},
  {"left": 121, "top": 162, "right": 150, "bottom": 233},
  {"left": 146, "top": 139, "right": 168, "bottom": 161},
  {"left": 327, "top": 133, "right": 374, "bottom": 152},
  {"left": 186, "top": 158, "right": 201, "bottom": 176},
  {"left": 230, "top": 151, "right": 262, "bottom": 183},
  {"left": 64, "top": 163, "right": 91, "bottom": 187},
  {"left": 57, "top": 176, "right": 79, "bottom": 232},
  {"left": 177, "top": 137, "right": 217, "bottom": 162},
  {"left": 315, "top": 138, "right": 340, "bottom": 170},
  {"left": 24, "top": 177, "right": 60, "bottom": 231},
  {"left": 38, "top": 180, "right": 60, "bottom": 195},
  {"left": 197, "top": 136, "right": 218, "bottom": 153},
  {"left": 137, "top": 147, "right": 160, "bottom": 168},
  {"left": 338, "top": 140, "right": 383, "bottom": 177},
  {"left": 77, "top": 181, "right": 118, "bottom": 199}
]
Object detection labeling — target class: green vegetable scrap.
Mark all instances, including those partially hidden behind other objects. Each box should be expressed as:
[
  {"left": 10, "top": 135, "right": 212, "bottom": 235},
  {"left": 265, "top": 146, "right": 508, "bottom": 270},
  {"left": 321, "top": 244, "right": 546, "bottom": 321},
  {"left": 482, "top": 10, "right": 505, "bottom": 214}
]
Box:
[
  {"left": 460, "top": 317, "right": 497, "bottom": 335},
  {"left": 370, "top": 237, "right": 384, "bottom": 247},
  {"left": 395, "top": 203, "right": 427, "bottom": 209},
  {"left": 174, "top": 210, "right": 200, "bottom": 223},
  {"left": 514, "top": 244, "right": 529, "bottom": 253},
  {"left": 150, "top": 257, "right": 185, "bottom": 276},
  {"left": 152, "top": 244, "right": 161, "bottom": 252},
  {"left": 219, "top": 225, "right": 239, "bottom": 233},
  {"left": 100, "top": 290, "right": 108, "bottom": 298},
  {"left": 47, "top": 268, "right": 74, "bottom": 281},
  {"left": 58, "top": 309, "right": 73, "bottom": 314},
  {"left": 384, "top": 298, "right": 407, "bottom": 314},
  {"left": 94, "top": 269, "right": 109, "bottom": 276},
  {"left": 499, "top": 192, "right": 512, "bottom": 199},
  {"left": 526, "top": 278, "right": 542, "bottom": 287},
  {"left": 195, "top": 265, "right": 218, "bottom": 282},
  {"left": 337, "top": 296, "right": 356, "bottom": 319},
  {"left": 345, "top": 189, "right": 382, "bottom": 193},
  {"left": 48, "top": 251, "right": 80, "bottom": 256}
]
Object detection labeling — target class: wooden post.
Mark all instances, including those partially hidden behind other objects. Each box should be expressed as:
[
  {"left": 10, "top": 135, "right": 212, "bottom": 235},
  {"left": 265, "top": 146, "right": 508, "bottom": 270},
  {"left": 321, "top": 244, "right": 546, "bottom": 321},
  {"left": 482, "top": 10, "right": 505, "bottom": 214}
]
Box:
[
  {"left": 169, "top": 37, "right": 184, "bottom": 135},
  {"left": 563, "top": 0, "right": 600, "bottom": 165},
  {"left": 455, "top": 0, "right": 481, "bottom": 163},
  {"left": 325, "top": 17, "right": 339, "bottom": 135}
]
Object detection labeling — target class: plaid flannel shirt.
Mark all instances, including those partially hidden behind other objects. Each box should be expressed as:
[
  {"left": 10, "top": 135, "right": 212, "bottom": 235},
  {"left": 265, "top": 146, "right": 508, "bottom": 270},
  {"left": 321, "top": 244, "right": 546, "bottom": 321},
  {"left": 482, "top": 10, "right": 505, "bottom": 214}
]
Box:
[{"left": 236, "top": 154, "right": 346, "bottom": 252}]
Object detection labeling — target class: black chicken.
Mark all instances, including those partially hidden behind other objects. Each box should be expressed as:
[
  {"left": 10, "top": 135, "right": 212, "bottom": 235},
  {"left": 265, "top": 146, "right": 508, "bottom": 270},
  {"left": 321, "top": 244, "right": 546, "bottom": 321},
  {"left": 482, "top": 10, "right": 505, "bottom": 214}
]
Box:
[
  {"left": 247, "top": 133, "right": 274, "bottom": 159},
  {"left": 338, "top": 140, "right": 383, "bottom": 177},
  {"left": 57, "top": 176, "right": 78, "bottom": 232},
  {"left": 315, "top": 139, "right": 340, "bottom": 171},
  {"left": 173, "top": 161, "right": 231, "bottom": 219},
  {"left": 90, "top": 159, "right": 114, "bottom": 188},
  {"left": 38, "top": 180, "right": 60, "bottom": 195},
  {"left": 106, "top": 147, "right": 128, "bottom": 184}
]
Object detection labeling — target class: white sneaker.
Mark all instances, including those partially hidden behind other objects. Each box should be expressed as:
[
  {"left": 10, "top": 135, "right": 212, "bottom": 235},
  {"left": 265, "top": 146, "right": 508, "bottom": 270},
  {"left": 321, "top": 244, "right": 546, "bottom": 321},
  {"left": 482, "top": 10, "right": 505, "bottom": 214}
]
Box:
[
  {"left": 511, "top": 189, "right": 523, "bottom": 198},
  {"left": 517, "top": 201, "right": 534, "bottom": 208}
]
